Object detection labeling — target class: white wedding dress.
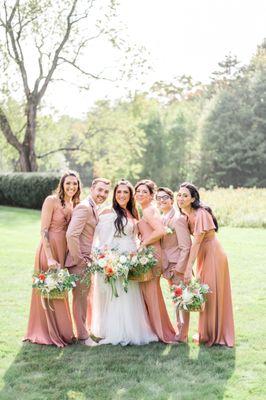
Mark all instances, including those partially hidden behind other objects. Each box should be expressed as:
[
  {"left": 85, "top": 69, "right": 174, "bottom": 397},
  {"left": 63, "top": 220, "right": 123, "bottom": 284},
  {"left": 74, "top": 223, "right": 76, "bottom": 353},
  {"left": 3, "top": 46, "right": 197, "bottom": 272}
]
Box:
[{"left": 90, "top": 212, "right": 158, "bottom": 345}]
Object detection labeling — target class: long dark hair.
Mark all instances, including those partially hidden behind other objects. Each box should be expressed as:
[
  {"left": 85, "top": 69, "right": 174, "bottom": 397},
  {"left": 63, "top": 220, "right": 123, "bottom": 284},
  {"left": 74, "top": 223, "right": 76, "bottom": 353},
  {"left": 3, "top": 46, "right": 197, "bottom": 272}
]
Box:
[
  {"left": 179, "top": 182, "right": 219, "bottom": 232},
  {"left": 113, "top": 179, "right": 139, "bottom": 236},
  {"left": 56, "top": 171, "right": 81, "bottom": 208}
]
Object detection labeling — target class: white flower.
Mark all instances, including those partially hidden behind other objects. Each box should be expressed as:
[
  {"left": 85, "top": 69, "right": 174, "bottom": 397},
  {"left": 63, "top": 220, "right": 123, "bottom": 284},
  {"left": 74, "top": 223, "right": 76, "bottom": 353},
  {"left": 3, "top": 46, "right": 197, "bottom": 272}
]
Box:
[
  {"left": 119, "top": 255, "right": 127, "bottom": 264},
  {"left": 182, "top": 288, "right": 194, "bottom": 304},
  {"left": 201, "top": 284, "right": 210, "bottom": 292},
  {"left": 131, "top": 255, "right": 138, "bottom": 265},
  {"left": 72, "top": 282, "right": 76, "bottom": 287},
  {"left": 44, "top": 276, "right": 57, "bottom": 291},
  {"left": 34, "top": 278, "right": 39, "bottom": 284},
  {"left": 140, "top": 256, "right": 148, "bottom": 265},
  {"left": 166, "top": 227, "right": 174, "bottom": 235},
  {"left": 58, "top": 270, "right": 65, "bottom": 278},
  {"left": 148, "top": 253, "right": 153, "bottom": 259},
  {"left": 98, "top": 258, "right": 107, "bottom": 267}
]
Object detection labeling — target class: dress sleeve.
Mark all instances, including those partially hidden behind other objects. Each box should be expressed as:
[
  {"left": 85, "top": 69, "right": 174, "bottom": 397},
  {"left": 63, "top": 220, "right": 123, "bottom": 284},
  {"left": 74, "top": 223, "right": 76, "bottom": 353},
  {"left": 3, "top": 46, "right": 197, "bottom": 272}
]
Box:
[{"left": 193, "top": 208, "right": 216, "bottom": 236}]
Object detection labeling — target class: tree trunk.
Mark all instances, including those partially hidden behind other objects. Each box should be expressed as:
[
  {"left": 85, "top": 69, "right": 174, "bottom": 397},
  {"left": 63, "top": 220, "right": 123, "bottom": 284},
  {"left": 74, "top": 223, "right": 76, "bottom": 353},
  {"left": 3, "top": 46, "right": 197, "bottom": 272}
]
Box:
[{"left": 19, "top": 97, "right": 38, "bottom": 172}]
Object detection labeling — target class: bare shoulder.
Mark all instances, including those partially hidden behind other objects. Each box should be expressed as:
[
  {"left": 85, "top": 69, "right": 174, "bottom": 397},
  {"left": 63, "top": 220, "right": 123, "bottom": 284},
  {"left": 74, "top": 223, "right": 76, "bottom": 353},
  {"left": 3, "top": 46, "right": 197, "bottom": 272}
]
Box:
[
  {"left": 143, "top": 205, "right": 159, "bottom": 219},
  {"left": 43, "top": 195, "right": 58, "bottom": 208}
]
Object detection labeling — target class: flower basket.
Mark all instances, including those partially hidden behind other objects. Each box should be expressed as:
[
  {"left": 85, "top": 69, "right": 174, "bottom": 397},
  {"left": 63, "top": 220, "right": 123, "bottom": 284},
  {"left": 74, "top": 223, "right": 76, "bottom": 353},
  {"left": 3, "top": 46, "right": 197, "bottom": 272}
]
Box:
[
  {"left": 171, "top": 279, "right": 211, "bottom": 312},
  {"left": 128, "top": 247, "right": 157, "bottom": 282},
  {"left": 182, "top": 302, "right": 206, "bottom": 313},
  {"left": 32, "top": 269, "right": 79, "bottom": 301}
]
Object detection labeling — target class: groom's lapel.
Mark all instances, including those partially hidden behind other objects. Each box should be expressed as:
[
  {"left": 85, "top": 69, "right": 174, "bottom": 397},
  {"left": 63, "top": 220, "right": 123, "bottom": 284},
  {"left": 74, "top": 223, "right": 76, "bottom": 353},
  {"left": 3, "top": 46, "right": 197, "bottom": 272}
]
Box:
[
  {"left": 165, "top": 207, "right": 176, "bottom": 226},
  {"left": 88, "top": 197, "right": 99, "bottom": 223}
]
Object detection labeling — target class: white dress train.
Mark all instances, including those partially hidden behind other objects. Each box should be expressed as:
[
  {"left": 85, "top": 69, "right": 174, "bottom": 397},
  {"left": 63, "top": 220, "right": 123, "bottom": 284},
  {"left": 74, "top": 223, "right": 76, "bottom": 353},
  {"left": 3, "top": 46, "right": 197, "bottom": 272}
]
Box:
[{"left": 90, "top": 212, "right": 158, "bottom": 346}]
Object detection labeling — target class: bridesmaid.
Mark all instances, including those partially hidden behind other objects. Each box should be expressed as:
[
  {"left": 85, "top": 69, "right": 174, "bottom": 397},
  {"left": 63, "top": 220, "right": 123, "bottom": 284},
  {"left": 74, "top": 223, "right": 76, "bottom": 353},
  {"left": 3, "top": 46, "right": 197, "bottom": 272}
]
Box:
[
  {"left": 135, "top": 179, "right": 177, "bottom": 343},
  {"left": 177, "top": 182, "right": 235, "bottom": 347},
  {"left": 24, "top": 171, "right": 81, "bottom": 347},
  {"left": 156, "top": 187, "right": 191, "bottom": 343}
]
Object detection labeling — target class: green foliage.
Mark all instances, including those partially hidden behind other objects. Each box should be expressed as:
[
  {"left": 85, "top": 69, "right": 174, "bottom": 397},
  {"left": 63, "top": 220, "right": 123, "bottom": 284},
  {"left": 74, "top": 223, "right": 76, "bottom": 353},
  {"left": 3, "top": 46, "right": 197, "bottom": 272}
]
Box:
[
  {"left": 72, "top": 99, "right": 146, "bottom": 183},
  {"left": 1, "top": 42, "right": 266, "bottom": 188},
  {"left": 1, "top": 206, "right": 266, "bottom": 399},
  {"left": 198, "top": 44, "right": 266, "bottom": 188},
  {"left": 199, "top": 187, "right": 266, "bottom": 228},
  {"left": 0, "top": 173, "right": 60, "bottom": 209}
]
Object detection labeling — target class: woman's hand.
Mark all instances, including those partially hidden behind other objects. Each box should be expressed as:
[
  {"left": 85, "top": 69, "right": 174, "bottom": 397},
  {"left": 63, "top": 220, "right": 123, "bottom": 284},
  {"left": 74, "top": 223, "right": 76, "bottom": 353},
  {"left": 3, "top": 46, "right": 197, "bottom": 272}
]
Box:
[
  {"left": 138, "top": 242, "right": 146, "bottom": 251},
  {"left": 47, "top": 258, "right": 60, "bottom": 270},
  {"left": 184, "top": 269, "right": 192, "bottom": 285}
]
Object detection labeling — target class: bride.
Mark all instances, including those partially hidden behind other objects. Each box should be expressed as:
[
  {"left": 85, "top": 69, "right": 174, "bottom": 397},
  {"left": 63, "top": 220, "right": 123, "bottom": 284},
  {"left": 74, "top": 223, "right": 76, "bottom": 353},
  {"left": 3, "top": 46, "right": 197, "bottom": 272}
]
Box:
[{"left": 87, "top": 179, "right": 158, "bottom": 346}]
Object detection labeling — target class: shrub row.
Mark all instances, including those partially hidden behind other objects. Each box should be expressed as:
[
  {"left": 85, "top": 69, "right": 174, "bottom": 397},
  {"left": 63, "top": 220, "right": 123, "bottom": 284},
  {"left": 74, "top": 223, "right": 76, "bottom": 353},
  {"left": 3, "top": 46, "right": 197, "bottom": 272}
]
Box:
[{"left": 0, "top": 173, "right": 61, "bottom": 209}]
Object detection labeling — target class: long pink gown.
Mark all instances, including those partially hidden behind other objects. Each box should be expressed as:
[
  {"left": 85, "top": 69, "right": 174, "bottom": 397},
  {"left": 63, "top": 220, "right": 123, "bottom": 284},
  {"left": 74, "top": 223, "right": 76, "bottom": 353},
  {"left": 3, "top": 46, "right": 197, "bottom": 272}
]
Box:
[
  {"left": 188, "top": 208, "right": 235, "bottom": 347},
  {"left": 24, "top": 198, "right": 74, "bottom": 347},
  {"left": 138, "top": 218, "right": 177, "bottom": 343}
]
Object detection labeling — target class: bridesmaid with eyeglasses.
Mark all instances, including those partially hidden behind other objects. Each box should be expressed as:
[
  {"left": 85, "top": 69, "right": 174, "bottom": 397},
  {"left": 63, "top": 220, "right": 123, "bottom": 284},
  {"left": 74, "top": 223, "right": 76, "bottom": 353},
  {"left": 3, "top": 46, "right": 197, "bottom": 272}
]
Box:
[
  {"left": 177, "top": 182, "right": 235, "bottom": 347},
  {"left": 156, "top": 187, "right": 191, "bottom": 343},
  {"left": 135, "top": 179, "right": 177, "bottom": 344}
]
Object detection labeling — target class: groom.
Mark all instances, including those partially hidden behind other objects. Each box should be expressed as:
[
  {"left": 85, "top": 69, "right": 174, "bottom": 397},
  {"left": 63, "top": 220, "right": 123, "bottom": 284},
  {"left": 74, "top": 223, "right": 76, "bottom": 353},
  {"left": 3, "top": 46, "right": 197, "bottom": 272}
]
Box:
[{"left": 65, "top": 177, "right": 110, "bottom": 342}]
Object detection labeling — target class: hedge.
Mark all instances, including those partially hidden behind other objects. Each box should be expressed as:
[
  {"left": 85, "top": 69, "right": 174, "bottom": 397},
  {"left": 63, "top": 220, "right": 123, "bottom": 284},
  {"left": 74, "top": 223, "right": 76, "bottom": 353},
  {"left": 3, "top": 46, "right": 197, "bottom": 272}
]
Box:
[{"left": 0, "top": 173, "right": 61, "bottom": 209}]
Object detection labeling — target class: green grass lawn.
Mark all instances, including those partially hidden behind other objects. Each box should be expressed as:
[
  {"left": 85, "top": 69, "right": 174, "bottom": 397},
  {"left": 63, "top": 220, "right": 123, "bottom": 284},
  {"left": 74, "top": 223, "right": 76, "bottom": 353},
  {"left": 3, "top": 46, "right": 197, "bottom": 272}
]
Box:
[{"left": 0, "top": 205, "right": 265, "bottom": 400}]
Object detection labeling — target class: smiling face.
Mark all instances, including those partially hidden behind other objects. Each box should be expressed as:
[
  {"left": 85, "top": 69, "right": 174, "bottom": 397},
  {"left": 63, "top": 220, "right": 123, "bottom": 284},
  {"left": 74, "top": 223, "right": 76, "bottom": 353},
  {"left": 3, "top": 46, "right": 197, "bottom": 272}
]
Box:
[
  {"left": 63, "top": 175, "right": 79, "bottom": 200},
  {"left": 115, "top": 184, "right": 131, "bottom": 209},
  {"left": 176, "top": 187, "right": 195, "bottom": 211},
  {"left": 156, "top": 190, "right": 173, "bottom": 213},
  {"left": 135, "top": 184, "right": 153, "bottom": 207},
  {"left": 90, "top": 181, "right": 110, "bottom": 205}
]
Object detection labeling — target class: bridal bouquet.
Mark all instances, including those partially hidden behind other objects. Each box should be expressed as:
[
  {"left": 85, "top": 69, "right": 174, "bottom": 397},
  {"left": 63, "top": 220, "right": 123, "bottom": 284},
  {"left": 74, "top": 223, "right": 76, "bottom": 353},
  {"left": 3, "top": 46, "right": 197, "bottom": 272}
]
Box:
[
  {"left": 88, "top": 248, "right": 132, "bottom": 297},
  {"left": 128, "top": 246, "right": 157, "bottom": 282},
  {"left": 32, "top": 268, "right": 78, "bottom": 299},
  {"left": 171, "top": 279, "right": 211, "bottom": 312}
]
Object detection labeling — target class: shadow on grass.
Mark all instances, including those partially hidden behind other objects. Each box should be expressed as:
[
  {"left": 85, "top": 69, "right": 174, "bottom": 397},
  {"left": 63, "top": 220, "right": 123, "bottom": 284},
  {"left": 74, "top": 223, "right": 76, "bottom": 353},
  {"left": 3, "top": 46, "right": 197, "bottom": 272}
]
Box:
[{"left": 0, "top": 341, "right": 235, "bottom": 400}]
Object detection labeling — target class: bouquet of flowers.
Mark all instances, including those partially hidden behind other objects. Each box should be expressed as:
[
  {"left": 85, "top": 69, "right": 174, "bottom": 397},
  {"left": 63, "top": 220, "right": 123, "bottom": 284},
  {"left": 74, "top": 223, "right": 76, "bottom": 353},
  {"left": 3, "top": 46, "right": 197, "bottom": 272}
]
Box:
[
  {"left": 171, "top": 279, "right": 211, "bottom": 312},
  {"left": 32, "top": 268, "right": 78, "bottom": 299},
  {"left": 128, "top": 246, "right": 157, "bottom": 282},
  {"left": 87, "top": 248, "right": 132, "bottom": 297}
]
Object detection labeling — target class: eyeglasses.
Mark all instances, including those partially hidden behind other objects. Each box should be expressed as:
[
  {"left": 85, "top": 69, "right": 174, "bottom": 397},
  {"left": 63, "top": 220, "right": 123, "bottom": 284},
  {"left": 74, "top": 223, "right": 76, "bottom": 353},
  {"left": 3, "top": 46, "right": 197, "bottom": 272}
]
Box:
[{"left": 156, "top": 195, "right": 171, "bottom": 202}]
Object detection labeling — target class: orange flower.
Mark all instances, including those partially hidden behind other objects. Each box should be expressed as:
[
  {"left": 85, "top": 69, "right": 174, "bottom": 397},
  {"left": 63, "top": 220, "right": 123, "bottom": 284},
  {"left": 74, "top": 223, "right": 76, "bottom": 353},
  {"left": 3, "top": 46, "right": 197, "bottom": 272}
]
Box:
[
  {"left": 105, "top": 266, "right": 114, "bottom": 276},
  {"left": 39, "top": 274, "right": 46, "bottom": 281}
]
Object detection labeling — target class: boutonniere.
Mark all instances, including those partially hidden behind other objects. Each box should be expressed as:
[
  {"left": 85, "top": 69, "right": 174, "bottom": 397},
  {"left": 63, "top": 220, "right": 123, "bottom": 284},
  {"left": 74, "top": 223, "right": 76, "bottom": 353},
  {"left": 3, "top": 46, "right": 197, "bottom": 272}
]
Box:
[{"left": 166, "top": 226, "right": 175, "bottom": 235}]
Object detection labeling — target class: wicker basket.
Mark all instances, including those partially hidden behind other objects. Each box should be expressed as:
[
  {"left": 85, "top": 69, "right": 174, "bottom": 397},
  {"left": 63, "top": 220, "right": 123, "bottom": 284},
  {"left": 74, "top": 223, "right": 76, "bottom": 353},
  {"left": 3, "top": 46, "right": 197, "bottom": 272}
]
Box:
[
  {"left": 38, "top": 290, "right": 67, "bottom": 300},
  {"left": 128, "top": 269, "right": 153, "bottom": 282},
  {"left": 181, "top": 302, "right": 205, "bottom": 313}
]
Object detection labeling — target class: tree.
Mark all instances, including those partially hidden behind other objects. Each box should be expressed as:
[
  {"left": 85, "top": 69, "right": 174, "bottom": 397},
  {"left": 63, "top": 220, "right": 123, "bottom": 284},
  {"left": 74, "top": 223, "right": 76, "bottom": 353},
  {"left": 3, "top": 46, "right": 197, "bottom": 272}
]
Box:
[
  {"left": 68, "top": 99, "right": 146, "bottom": 183},
  {"left": 150, "top": 75, "right": 203, "bottom": 105},
  {"left": 199, "top": 42, "right": 266, "bottom": 187},
  {"left": 0, "top": 0, "right": 141, "bottom": 171}
]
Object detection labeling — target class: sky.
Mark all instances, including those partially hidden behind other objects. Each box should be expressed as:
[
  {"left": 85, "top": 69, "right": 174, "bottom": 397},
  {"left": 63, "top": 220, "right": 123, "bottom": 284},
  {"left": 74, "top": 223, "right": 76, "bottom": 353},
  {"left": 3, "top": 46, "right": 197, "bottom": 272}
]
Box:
[{"left": 43, "top": 0, "right": 266, "bottom": 117}]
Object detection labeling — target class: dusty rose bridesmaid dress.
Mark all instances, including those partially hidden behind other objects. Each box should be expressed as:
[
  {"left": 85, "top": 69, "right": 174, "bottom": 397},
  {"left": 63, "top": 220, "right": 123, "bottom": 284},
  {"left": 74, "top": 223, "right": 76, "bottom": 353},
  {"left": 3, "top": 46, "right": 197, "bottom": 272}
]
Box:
[
  {"left": 24, "top": 198, "right": 74, "bottom": 347},
  {"left": 188, "top": 208, "right": 235, "bottom": 347},
  {"left": 138, "top": 218, "right": 177, "bottom": 343}
]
